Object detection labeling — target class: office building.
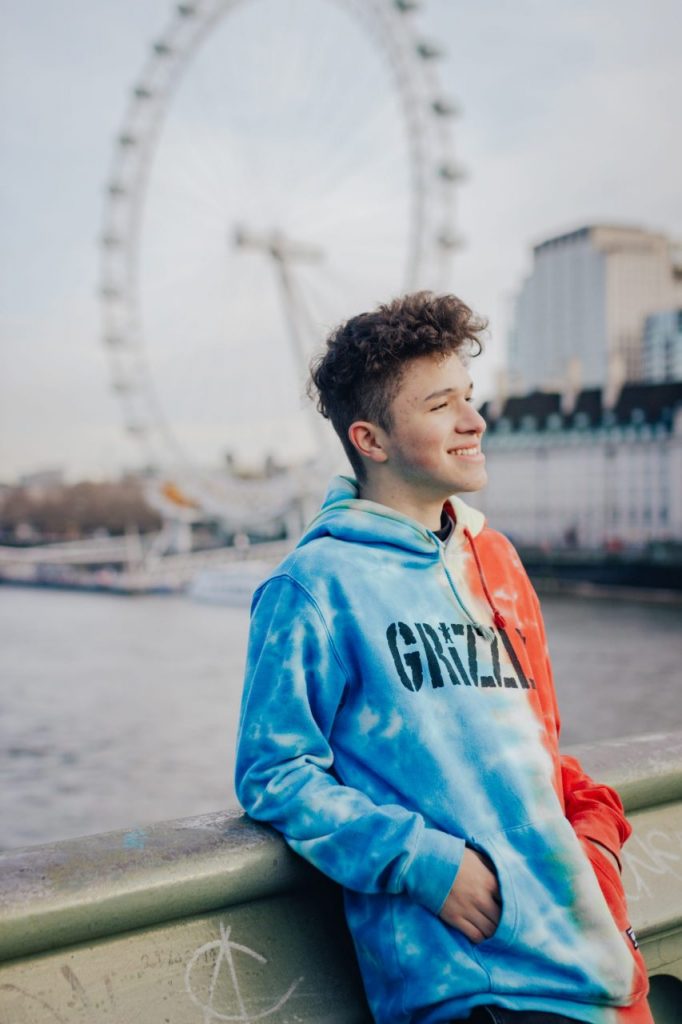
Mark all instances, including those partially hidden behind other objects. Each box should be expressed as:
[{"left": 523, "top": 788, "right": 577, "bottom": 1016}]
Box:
[{"left": 509, "top": 226, "right": 682, "bottom": 393}]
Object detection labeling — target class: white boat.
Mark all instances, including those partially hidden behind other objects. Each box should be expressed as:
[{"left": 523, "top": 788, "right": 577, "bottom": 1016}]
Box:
[{"left": 187, "top": 560, "right": 273, "bottom": 606}]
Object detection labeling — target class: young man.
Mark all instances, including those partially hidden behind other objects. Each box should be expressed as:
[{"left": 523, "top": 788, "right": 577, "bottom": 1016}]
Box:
[{"left": 235, "top": 293, "right": 652, "bottom": 1024}]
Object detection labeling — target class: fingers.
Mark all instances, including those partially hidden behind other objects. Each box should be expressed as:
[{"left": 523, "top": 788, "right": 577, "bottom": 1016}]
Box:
[
  {"left": 438, "top": 846, "right": 503, "bottom": 943},
  {"left": 471, "top": 849, "right": 500, "bottom": 898},
  {"left": 444, "top": 902, "right": 499, "bottom": 944},
  {"left": 470, "top": 891, "right": 501, "bottom": 937},
  {"left": 460, "top": 922, "right": 488, "bottom": 944},
  {"left": 438, "top": 899, "right": 501, "bottom": 939},
  {"left": 462, "top": 906, "right": 499, "bottom": 943},
  {"left": 478, "top": 890, "right": 502, "bottom": 927}
]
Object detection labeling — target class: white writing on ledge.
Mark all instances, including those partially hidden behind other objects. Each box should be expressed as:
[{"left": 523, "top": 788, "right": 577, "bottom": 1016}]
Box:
[{"left": 184, "top": 921, "right": 304, "bottom": 1022}]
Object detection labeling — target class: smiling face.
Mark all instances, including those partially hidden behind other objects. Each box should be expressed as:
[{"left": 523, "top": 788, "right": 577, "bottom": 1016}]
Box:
[
  {"left": 350, "top": 351, "right": 487, "bottom": 526},
  {"left": 384, "top": 351, "right": 487, "bottom": 496}
]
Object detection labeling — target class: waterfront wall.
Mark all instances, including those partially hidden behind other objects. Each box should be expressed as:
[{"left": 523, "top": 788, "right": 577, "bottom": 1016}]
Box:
[{"left": 1, "top": 733, "right": 682, "bottom": 1023}]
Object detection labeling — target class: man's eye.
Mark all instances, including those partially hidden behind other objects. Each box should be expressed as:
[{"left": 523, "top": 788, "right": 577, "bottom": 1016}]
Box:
[{"left": 431, "top": 402, "right": 447, "bottom": 411}]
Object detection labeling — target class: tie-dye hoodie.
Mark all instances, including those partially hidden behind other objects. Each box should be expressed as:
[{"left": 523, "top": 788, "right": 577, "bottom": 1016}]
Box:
[{"left": 235, "top": 476, "right": 651, "bottom": 1024}]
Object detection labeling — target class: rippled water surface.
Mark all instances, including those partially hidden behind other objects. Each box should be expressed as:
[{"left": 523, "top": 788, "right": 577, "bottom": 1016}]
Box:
[{"left": 1, "top": 586, "right": 680, "bottom": 850}]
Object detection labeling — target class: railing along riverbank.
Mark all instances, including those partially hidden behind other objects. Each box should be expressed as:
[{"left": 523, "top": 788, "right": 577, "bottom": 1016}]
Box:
[{"left": 1, "top": 733, "right": 682, "bottom": 1023}]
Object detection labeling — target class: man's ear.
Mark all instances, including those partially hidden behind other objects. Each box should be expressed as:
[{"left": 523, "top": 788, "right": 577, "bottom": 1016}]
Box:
[{"left": 347, "top": 420, "right": 389, "bottom": 464}]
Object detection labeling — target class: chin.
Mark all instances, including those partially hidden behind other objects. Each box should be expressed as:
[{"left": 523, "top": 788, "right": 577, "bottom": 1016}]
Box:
[{"left": 454, "top": 471, "right": 487, "bottom": 494}]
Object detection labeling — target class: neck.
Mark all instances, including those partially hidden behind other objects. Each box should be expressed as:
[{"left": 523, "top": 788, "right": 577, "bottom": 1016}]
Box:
[{"left": 358, "top": 478, "right": 446, "bottom": 532}]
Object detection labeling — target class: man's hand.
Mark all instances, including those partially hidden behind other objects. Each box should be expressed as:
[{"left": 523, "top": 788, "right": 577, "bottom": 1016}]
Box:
[{"left": 438, "top": 846, "right": 501, "bottom": 944}]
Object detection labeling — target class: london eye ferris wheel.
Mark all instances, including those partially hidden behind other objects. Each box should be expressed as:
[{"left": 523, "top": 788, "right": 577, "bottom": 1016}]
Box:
[{"left": 99, "top": 0, "right": 464, "bottom": 526}]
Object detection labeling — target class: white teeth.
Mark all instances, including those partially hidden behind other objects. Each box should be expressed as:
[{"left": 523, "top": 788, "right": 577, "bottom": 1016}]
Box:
[{"left": 453, "top": 446, "right": 479, "bottom": 455}]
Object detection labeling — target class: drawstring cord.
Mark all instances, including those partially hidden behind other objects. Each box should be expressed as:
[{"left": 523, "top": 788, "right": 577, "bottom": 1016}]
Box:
[
  {"left": 463, "top": 526, "right": 507, "bottom": 631},
  {"left": 462, "top": 525, "right": 539, "bottom": 689}
]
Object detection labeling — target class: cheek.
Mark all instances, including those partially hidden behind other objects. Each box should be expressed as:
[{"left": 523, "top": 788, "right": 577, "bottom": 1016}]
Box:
[{"left": 402, "top": 426, "right": 445, "bottom": 467}]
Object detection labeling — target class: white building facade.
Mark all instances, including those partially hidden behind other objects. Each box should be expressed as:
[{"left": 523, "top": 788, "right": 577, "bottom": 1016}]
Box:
[
  {"left": 509, "top": 226, "right": 682, "bottom": 393},
  {"left": 473, "top": 383, "right": 682, "bottom": 549}
]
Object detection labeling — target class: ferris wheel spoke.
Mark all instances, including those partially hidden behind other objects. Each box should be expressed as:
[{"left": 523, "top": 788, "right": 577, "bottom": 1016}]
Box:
[
  {"left": 283, "top": 110, "right": 411, "bottom": 223},
  {"left": 101, "top": 0, "right": 459, "bottom": 484},
  {"left": 284, "top": 155, "right": 408, "bottom": 241},
  {"left": 280, "top": 73, "right": 397, "bottom": 207},
  {"left": 150, "top": 130, "right": 246, "bottom": 214},
  {"left": 239, "top": 8, "right": 400, "bottom": 219}
]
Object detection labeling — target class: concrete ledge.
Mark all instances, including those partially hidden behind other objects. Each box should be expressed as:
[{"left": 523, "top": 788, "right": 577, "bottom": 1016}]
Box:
[
  {"left": 0, "top": 810, "right": 306, "bottom": 962},
  {"left": 570, "top": 731, "right": 682, "bottom": 811},
  {"left": 1, "top": 732, "right": 682, "bottom": 1024}
]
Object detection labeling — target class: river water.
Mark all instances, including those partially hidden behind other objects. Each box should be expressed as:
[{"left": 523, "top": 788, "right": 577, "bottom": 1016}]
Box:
[{"left": 1, "top": 586, "right": 681, "bottom": 851}]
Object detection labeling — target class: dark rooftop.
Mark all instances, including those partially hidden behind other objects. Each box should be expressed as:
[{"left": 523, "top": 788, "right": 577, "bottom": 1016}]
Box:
[{"left": 479, "top": 381, "right": 682, "bottom": 433}]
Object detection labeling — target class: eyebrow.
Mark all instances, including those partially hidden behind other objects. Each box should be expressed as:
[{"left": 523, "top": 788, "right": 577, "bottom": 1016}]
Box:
[{"left": 423, "top": 383, "right": 473, "bottom": 402}]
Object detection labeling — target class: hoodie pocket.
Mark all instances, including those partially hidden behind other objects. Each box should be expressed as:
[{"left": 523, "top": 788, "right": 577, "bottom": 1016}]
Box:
[
  {"left": 466, "top": 838, "right": 518, "bottom": 951},
  {"left": 478, "top": 817, "right": 642, "bottom": 1006}
]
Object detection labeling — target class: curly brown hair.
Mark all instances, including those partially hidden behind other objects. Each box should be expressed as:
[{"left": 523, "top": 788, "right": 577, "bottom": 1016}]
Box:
[{"left": 308, "top": 291, "right": 486, "bottom": 480}]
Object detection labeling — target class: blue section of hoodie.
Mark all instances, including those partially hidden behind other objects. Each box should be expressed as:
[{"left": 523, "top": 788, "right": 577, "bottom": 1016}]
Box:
[{"left": 235, "top": 476, "right": 636, "bottom": 1024}]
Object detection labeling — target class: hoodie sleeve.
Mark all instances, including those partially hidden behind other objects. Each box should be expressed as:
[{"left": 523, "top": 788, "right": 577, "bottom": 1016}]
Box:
[
  {"left": 560, "top": 756, "right": 631, "bottom": 869},
  {"left": 526, "top": 585, "right": 632, "bottom": 866},
  {"left": 235, "top": 574, "right": 464, "bottom": 914}
]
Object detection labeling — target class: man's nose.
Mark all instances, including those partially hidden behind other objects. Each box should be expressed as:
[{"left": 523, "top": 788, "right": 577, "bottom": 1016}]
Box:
[{"left": 460, "top": 407, "right": 486, "bottom": 434}]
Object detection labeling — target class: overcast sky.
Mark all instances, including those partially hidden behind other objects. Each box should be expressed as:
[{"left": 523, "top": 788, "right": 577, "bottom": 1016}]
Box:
[{"left": 1, "top": 0, "right": 680, "bottom": 481}]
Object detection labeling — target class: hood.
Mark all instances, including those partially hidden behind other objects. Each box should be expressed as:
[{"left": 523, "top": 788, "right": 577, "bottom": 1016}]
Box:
[{"left": 298, "top": 475, "right": 486, "bottom": 554}]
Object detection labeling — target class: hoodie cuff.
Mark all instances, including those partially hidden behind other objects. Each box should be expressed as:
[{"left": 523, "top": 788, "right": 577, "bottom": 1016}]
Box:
[
  {"left": 402, "top": 827, "right": 466, "bottom": 915},
  {"left": 571, "top": 815, "right": 624, "bottom": 871},
  {"left": 580, "top": 832, "right": 623, "bottom": 873}
]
